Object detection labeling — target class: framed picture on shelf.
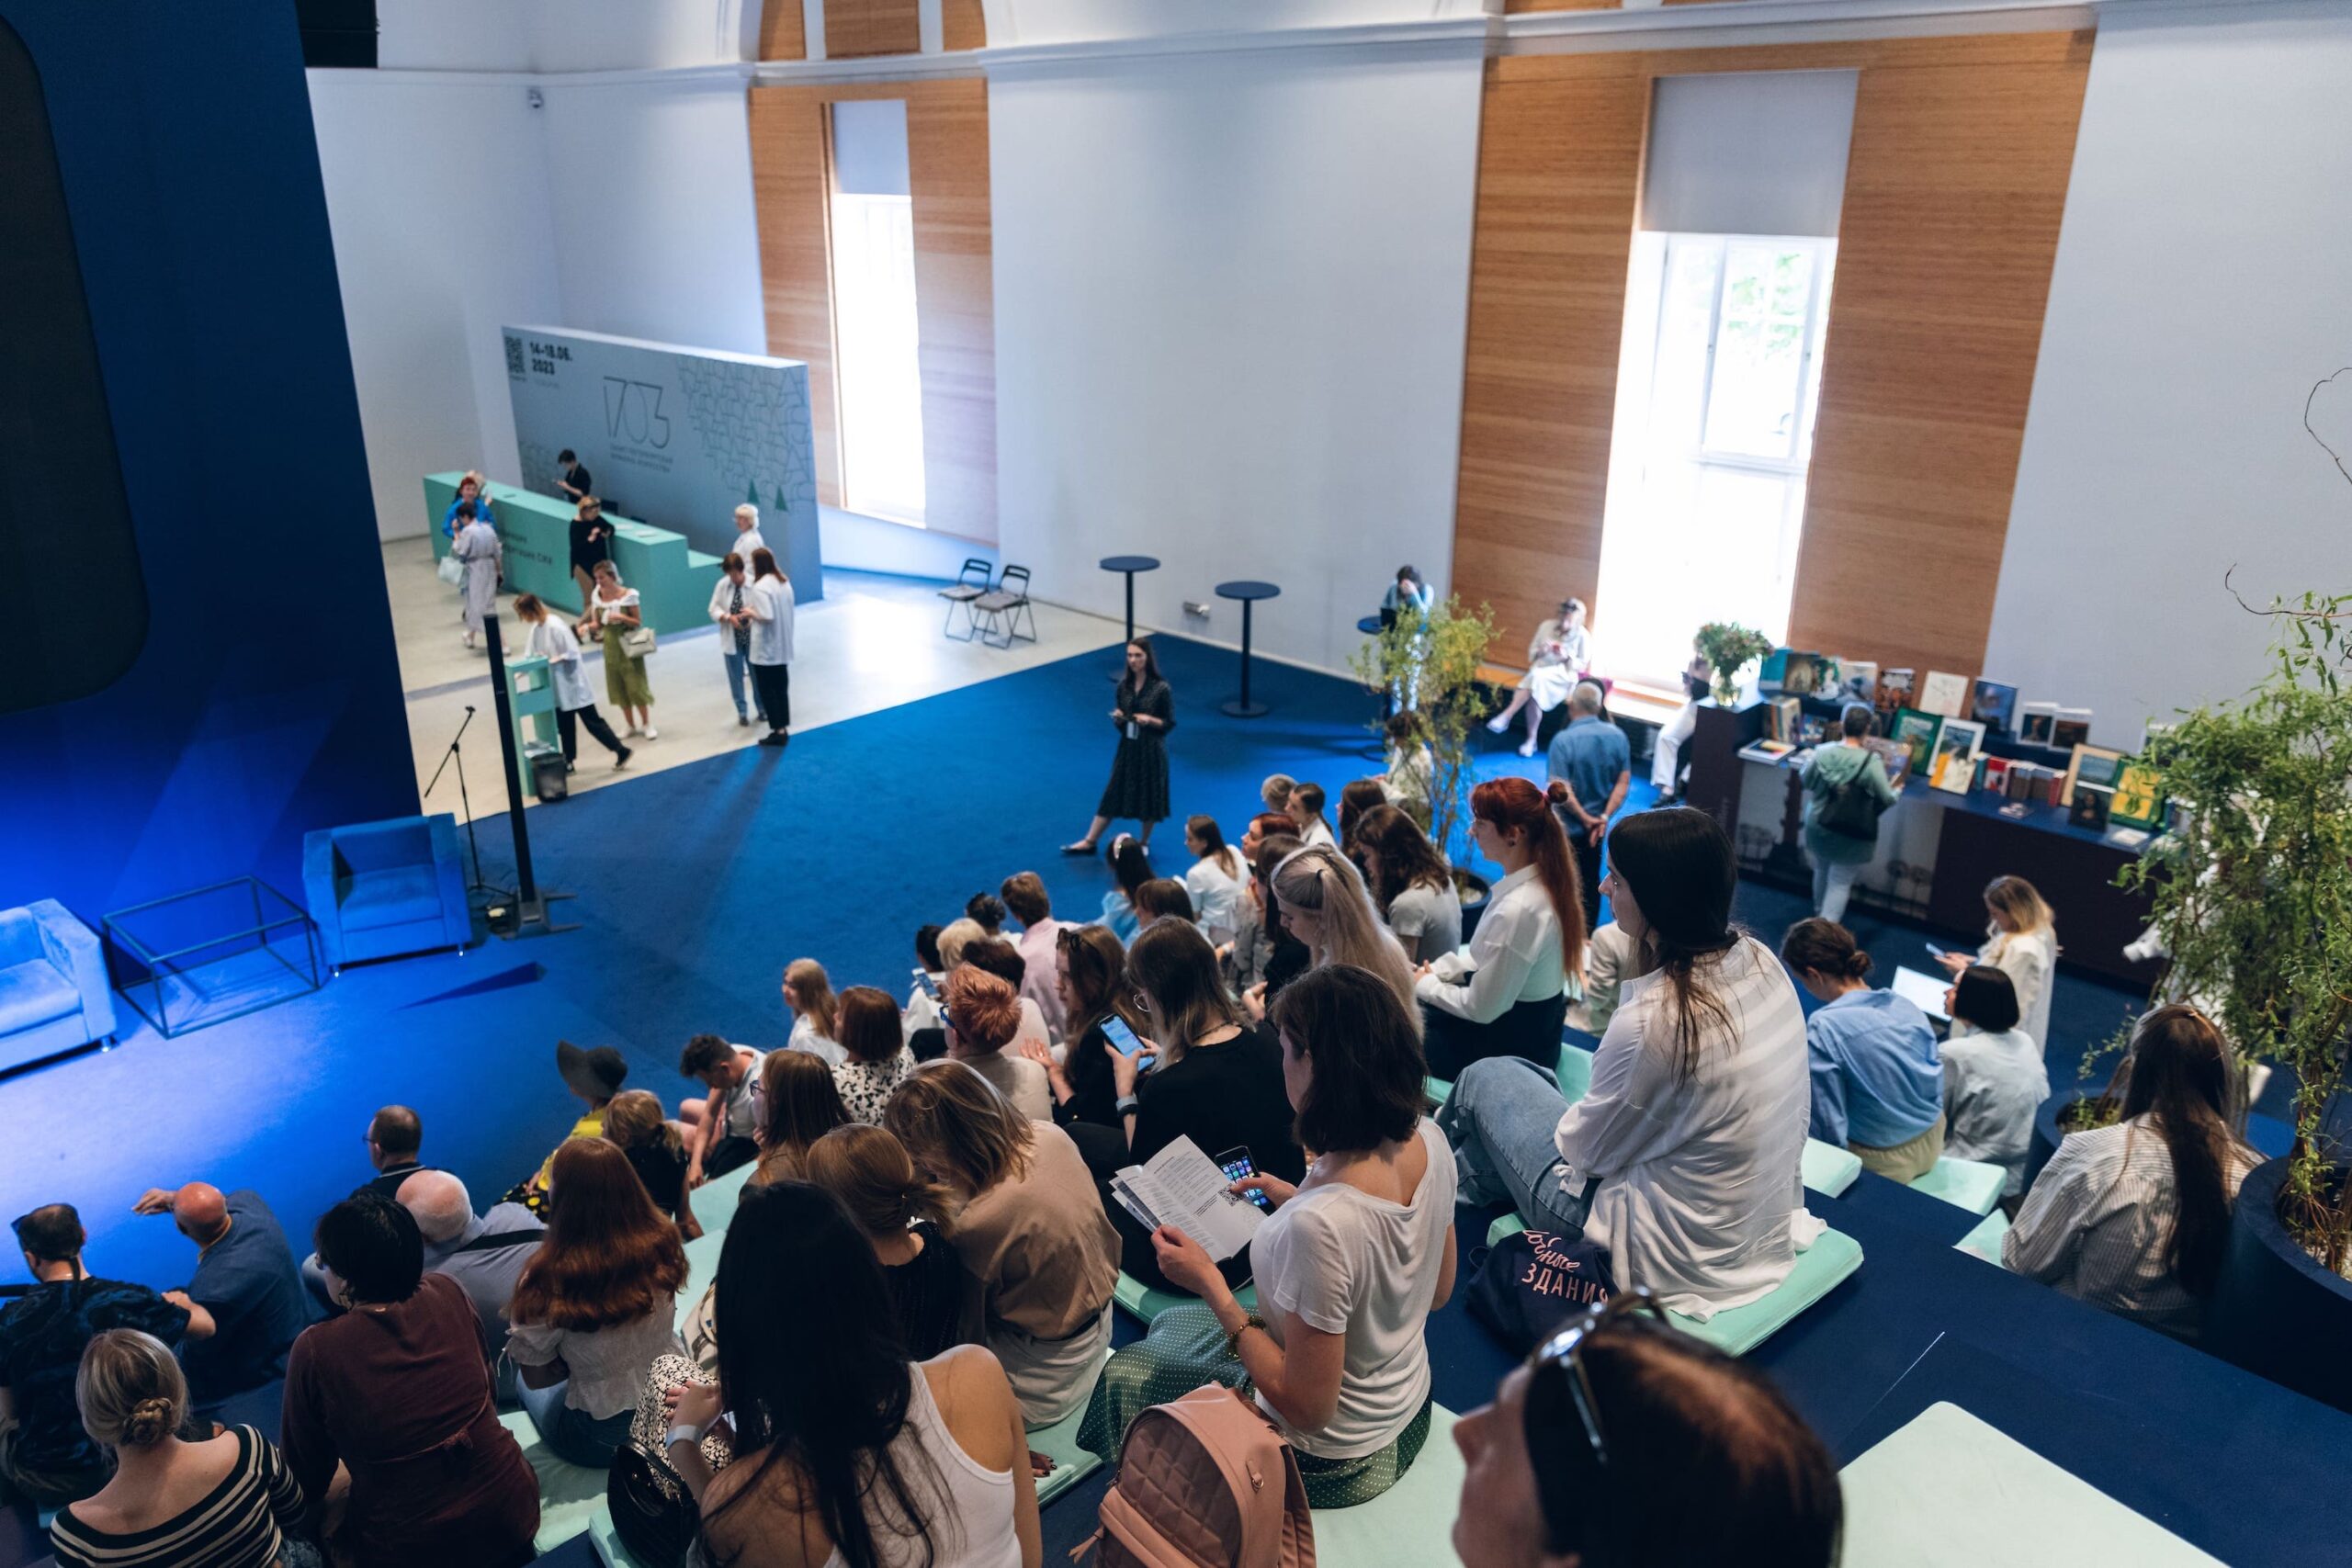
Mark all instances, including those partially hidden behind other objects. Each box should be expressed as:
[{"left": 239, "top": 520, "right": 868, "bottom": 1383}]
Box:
[
  {"left": 1971, "top": 681, "right": 2019, "bottom": 736},
  {"left": 2018, "top": 703, "right": 2059, "bottom": 747},
  {"left": 2060, "top": 743, "right": 2126, "bottom": 807},
  {"left": 1928, "top": 718, "right": 1985, "bottom": 795},
  {"left": 1890, "top": 707, "right": 1944, "bottom": 778},
  {"left": 2109, "top": 759, "right": 2165, "bottom": 829},
  {"left": 2069, "top": 783, "right": 2115, "bottom": 832}
]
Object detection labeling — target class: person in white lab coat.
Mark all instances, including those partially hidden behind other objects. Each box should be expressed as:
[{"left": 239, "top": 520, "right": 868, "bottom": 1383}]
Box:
[
  {"left": 514, "top": 593, "right": 631, "bottom": 771},
  {"left": 741, "top": 547, "right": 795, "bottom": 747},
  {"left": 450, "top": 502, "right": 503, "bottom": 651},
  {"left": 730, "top": 503, "right": 767, "bottom": 571},
  {"left": 707, "top": 553, "right": 768, "bottom": 729}
]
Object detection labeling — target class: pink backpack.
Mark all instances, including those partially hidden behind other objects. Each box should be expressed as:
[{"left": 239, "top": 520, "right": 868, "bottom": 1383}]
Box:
[{"left": 1086, "top": 1384, "right": 1317, "bottom": 1568}]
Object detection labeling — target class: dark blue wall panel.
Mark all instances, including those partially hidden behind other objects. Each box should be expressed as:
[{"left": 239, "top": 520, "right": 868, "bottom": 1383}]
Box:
[{"left": 0, "top": 0, "right": 415, "bottom": 921}]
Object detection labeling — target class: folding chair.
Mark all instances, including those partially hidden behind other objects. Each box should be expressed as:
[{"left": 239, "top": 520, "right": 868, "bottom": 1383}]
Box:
[
  {"left": 973, "top": 565, "right": 1036, "bottom": 649},
  {"left": 938, "top": 558, "right": 993, "bottom": 640}
]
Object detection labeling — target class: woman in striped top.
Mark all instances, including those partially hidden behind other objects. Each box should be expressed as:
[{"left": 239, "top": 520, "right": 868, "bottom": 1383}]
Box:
[{"left": 50, "top": 1328, "right": 313, "bottom": 1568}]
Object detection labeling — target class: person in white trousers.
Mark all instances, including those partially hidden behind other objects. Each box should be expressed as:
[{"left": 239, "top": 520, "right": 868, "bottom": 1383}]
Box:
[{"left": 1649, "top": 647, "right": 1713, "bottom": 803}]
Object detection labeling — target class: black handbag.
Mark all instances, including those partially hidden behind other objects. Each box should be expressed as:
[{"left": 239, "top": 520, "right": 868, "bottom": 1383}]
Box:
[
  {"left": 607, "top": 1442, "right": 699, "bottom": 1568},
  {"left": 1816, "top": 768, "right": 1890, "bottom": 840}
]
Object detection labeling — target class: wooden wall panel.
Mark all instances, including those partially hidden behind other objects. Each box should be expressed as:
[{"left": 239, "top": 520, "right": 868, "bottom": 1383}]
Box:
[
  {"left": 747, "top": 89, "right": 842, "bottom": 504},
  {"left": 1451, "top": 32, "right": 2090, "bottom": 680},
  {"left": 757, "top": 0, "right": 806, "bottom": 61},
  {"left": 748, "top": 79, "right": 998, "bottom": 540},
  {"left": 907, "top": 80, "right": 998, "bottom": 543},
  {"left": 943, "top": 0, "right": 987, "bottom": 51},
  {"left": 1784, "top": 37, "right": 2091, "bottom": 677},
  {"left": 824, "top": 0, "right": 921, "bottom": 59},
  {"left": 1453, "top": 54, "right": 1649, "bottom": 668}
]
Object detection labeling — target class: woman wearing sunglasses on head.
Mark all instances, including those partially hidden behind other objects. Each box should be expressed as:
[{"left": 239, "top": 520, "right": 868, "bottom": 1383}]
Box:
[{"left": 1451, "top": 1292, "right": 1841, "bottom": 1568}]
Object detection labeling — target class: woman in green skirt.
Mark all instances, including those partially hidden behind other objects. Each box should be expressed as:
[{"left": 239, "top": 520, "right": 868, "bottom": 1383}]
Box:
[
  {"left": 1078, "top": 964, "right": 1456, "bottom": 1507},
  {"left": 586, "top": 559, "right": 656, "bottom": 739}
]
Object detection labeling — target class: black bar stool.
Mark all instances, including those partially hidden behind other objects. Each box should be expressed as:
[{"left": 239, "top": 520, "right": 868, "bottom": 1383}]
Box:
[
  {"left": 1099, "top": 555, "right": 1159, "bottom": 681},
  {"left": 1216, "top": 580, "right": 1281, "bottom": 718}
]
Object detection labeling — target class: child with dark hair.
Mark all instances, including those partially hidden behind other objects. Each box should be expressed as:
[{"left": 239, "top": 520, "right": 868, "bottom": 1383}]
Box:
[{"left": 1939, "top": 964, "right": 2046, "bottom": 1196}]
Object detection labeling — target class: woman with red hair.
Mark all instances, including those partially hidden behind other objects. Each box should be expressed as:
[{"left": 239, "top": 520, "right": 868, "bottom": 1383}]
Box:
[{"left": 1413, "top": 776, "right": 1588, "bottom": 1081}]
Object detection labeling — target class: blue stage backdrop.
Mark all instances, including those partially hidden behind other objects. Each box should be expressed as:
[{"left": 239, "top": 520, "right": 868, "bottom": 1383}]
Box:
[{"left": 0, "top": 1, "right": 415, "bottom": 924}]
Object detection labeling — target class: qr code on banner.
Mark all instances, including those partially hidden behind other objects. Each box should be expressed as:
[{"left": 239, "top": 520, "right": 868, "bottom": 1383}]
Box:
[{"left": 503, "top": 334, "right": 526, "bottom": 377}]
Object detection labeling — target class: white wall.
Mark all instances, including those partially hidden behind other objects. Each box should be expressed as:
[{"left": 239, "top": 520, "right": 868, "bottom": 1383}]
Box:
[
  {"left": 990, "top": 44, "right": 1487, "bottom": 672},
  {"left": 377, "top": 0, "right": 742, "bottom": 73},
  {"left": 1987, "top": 1, "right": 2352, "bottom": 746},
  {"left": 307, "top": 73, "right": 560, "bottom": 539}
]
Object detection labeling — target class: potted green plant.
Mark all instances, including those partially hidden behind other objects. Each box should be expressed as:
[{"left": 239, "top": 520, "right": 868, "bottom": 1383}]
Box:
[
  {"left": 1694, "top": 621, "right": 1775, "bottom": 705},
  {"left": 2105, "top": 583, "right": 2352, "bottom": 1411},
  {"left": 1352, "top": 596, "right": 1501, "bottom": 917}
]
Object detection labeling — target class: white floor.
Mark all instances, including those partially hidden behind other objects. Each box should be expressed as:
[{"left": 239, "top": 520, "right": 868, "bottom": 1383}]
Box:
[{"left": 387, "top": 541, "right": 1125, "bottom": 820}]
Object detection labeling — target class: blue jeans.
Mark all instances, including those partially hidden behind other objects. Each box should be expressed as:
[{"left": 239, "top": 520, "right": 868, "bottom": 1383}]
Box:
[
  {"left": 721, "top": 648, "right": 766, "bottom": 721},
  {"left": 1436, "top": 1056, "right": 1592, "bottom": 1237},
  {"left": 518, "top": 1376, "right": 630, "bottom": 1467}
]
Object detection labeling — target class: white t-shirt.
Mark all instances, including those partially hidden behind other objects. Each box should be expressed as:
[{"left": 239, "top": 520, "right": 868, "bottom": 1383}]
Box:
[
  {"left": 789, "top": 1014, "right": 847, "bottom": 1067},
  {"left": 1384, "top": 880, "right": 1462, "bottom": 964},
  {"left": 1252, "top": 1119, "right": 1457, "bottom": 1459}
]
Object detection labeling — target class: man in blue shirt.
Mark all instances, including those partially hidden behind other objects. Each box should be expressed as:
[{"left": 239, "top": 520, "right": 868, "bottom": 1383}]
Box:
[
  {"left": 1781, "top": 919, "right": 1947, "bottom": 1181},
  {"left": 132, "top": 1181, "right": 309, "bottom": 1406},
  {"left": 0, "top": 1205, "right": 189, "bottom": 1506},
  {"left": 1544, "top": 682, "right": 1631, "bottom": 930}
]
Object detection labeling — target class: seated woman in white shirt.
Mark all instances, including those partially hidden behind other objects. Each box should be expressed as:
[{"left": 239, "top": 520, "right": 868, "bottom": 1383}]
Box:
[
  {"left": 1080, "top": 964, "right": 1456, "bottom": 1507},
  {"left": 660, "top": 1181, "right": 1042, "bottom": 1568},
  {"left": 2005, "top": 1005, "right": 2257, "bottom": 1340},
  {"left": 1438, "top": 807, "right": 1814, "bottom": 1321},
  {"left": 1353, "top": 805, "right": 1462, "bottom": 965},
  {"left": 1485, "top": 597, "right": 1591, "bottom": 758},
  {"left": 783, "top": 957, "right": 844, "bottom": 1066},
  {"left": 1182, "top": 815, "right": 1249, "bottom": 945},
  {"left": 1264, "top": 845, "right": 1421, "bottom": 1031},
  {"left": 1288, "top": 782, "right": 1337, "bottom": 851},
  {"left": 1413, "top": 776, "right": 1588, "bottom": 1083},
  {"left": 1937, "top": 965, "right": 2047, "bottom": 1198},
  {"left": 1935, "top": 874, "right": 2060, "bottom": 1052}
]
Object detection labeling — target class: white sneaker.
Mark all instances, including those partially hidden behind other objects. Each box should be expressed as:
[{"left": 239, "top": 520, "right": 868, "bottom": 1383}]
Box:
[
  {"left": 1486, "top": 715, "right": 1509, "bottom": 734},
  {"left": 626, "top": 725, "right": 642, "bottom": 738},
  {"left": 643, "top": 725, "right": 659, "bottom": 739}
]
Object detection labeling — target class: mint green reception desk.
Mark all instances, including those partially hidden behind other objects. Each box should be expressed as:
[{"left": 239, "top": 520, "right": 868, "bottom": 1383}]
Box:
[{"left": 424, "top": 474, "right": 721, "bottom": 635}]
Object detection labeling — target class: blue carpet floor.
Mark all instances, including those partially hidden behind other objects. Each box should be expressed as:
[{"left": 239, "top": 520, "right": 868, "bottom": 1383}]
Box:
[{"left": 8, "top": 633, "right": 2342, "bottom": 1568}]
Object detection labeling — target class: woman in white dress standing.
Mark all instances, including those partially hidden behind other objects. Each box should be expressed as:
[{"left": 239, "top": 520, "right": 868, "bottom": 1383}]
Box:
[
  {"left": 1936, "top": 874, "right": 2060, "bottom": 1052},
  {"left": 1486, "top": 597, "right": 1591, "bottom": 758},
  {"left": 450, "top": 502, "right": 503, "bottom": 651}
]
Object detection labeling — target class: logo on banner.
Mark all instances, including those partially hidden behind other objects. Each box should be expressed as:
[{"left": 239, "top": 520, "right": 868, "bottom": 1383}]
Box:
[{"left": 604, "top": 378, "right": 673, "bottom": 449}]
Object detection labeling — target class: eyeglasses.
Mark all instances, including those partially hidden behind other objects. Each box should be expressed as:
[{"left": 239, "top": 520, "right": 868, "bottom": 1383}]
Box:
[{"left": 1522, "top": 1290, "right": 1668, "bottom": 1556}]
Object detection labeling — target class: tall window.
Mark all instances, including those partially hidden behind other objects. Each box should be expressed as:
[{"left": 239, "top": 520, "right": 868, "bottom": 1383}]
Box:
[
  {"left": 1595, "top": 231, "right": 1835, "bottom": 686},
  {"left": 830, "top": 100, "right": 926, "bottom": 525}
]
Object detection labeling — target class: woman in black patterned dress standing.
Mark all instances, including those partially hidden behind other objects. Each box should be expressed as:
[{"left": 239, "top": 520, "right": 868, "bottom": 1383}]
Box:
[{"left": 1065, "top": 637, "right": 1176, "bottom": 853}]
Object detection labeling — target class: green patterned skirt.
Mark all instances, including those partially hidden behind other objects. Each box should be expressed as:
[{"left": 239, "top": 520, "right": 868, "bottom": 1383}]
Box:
[
  {"left": 605, "top": 636, "right": 653, "bottom": 709},
  {"left": 1076, "top": 1303, "right": 1432, "bottom": 1509}
]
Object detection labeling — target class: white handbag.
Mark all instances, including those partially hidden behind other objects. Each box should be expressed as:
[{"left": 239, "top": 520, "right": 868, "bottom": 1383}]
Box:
[{"left": 618, "top": 625, "right": 658, "bottom": 659}]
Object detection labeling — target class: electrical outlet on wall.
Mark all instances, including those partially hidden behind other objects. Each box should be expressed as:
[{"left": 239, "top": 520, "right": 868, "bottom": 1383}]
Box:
[{"left": 1182, "top": 601, "right": 1212, "bottom": 621}]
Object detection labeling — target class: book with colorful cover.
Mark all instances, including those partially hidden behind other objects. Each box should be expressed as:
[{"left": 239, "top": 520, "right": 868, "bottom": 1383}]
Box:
[
  {"left": 2109, "top": 759, "right": 2165, "bottom": 829},
  {"left": 1971, "top": 680, "right": 2019, "bottom": 736},
  {"left": 1919, "top": 671, "right": 1972, "bottom": 719},
  {"left": 1890, "top": 707, "right": 1943, "bottom": 778},
  {"left": 1876, "top": 668, "right": 1917, "bottom": 717},
  {"left": 1838, "top": 660, "right": 1879, "bottom": 708}
]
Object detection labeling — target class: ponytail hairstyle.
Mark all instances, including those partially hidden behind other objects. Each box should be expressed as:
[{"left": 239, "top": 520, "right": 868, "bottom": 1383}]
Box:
[
  {"left": 1777, "top": 919, "right": 1872, "bottom": 986},
  {"left": 2117, "top": 1006, "right": 2254, "bottom": 1298},
  {"left": 1472, "top": 776, "right": 1588, "bottom": 979},
  {"left": 1604, "top": 807, "right": 1738, "bottom": 1085},
  {"left": 1269, "top": 845, "right": 1422, "bottom": 1032},
  {"left": 1187, "top": 815, "right": 1241, "bottom": 882},
  {"left": 77, "top": 1329, "right": 187, "bottom": 1450},
  {"left": 1106, "top": 835, "right": 1154, "bottom": 902},
  {"left": 803, "top": 1124, "right": 955, "bottom": 1239}
]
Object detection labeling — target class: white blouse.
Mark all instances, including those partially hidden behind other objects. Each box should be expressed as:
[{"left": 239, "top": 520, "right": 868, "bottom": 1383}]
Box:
[
  {"left": 1552, "top": 935, "right": 1815, "bottom": 1319},
  {"left": 1980, "top": 925, "right": 2058, "bottom": 1051},
  {"left": 745, "top": 575, "right": 796, "bottom": 664},
  {"left": 1184, "top": 854, "right": 1248, "bottom": 941},
  {"left": 1414, "top": 864, "right": 1566, "bottom": 1023}
]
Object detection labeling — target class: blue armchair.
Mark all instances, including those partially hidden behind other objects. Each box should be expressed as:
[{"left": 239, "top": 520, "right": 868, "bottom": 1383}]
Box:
[
  {"left": 0, "top": 900, "right": 117, "bottom": 1075},
  {"left": 303, "top": 814, "right": 472, "bottom": 970}
]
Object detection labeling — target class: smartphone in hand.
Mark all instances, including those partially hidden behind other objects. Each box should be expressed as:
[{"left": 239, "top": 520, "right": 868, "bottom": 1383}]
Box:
[
  {"left": 911, "top": 967, "right": 940, "bottom": 1000},
  {"left": 1101, "top": 1015, "right": 1157, "bottom": 1066},
  {"left": 1216, "top": 1146, "right": 1272, "bottom": 1211}
]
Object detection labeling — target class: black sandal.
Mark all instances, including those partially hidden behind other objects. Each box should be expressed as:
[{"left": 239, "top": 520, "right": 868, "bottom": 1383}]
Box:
[{"left": 1061, "top": 840, "right": 1098, "bottom": 855}]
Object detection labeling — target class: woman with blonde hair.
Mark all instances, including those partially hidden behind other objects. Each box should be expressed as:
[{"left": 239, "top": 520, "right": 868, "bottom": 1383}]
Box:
[
  {"left": 831, "top": 984, "right": 918, "bottom": 1123},
  {"left": 1268, "top": 845, "right": 1421, "bottom": 1032},
  {"left": 50, "top": 1330, "right": 319, "bottom": 1568},
  {"left": 884, "top": 1061, "right": 1117, "bottom": 1427},
  {"left": 805, "top": 1124, "right": 978, "bottom": 1359},
  {"left": 584, "top": 558, "right": 656, "bottom": 739},
  {"left": 943, "top": 964, "right": 1052, "bottom": 1122},
  {"left": 603, "top": 1089, "right": 700, "bottom": 1237},
  {"left": 1937, "top": 874, "right": 2060, "bottom": 1051},
  {"left": 782, "top": 957, "right": 842, "bottom": 1066},
  {"left": 751, "top": 1050, "right": 852, "bottom": 1185}
]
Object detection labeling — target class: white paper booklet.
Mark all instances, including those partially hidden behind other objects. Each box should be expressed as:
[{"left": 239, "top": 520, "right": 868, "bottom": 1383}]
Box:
[{"left": 1110, "top": 1134, "right": 1265, "bottom": 1262}]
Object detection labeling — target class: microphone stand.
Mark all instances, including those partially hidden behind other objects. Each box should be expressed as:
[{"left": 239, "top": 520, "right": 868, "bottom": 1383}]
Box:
[{"left": 423, "top": 705, "right": 512, "bottom": 906}]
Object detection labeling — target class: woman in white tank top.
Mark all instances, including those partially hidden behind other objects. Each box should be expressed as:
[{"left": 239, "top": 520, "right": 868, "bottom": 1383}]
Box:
[{"left": 656, "top": 1183, "right": 1040, "bottom": 1568}]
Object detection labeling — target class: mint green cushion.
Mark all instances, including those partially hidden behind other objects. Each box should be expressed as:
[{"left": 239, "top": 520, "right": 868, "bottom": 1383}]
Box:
[
  {"left": 1909, "top": 1156, "right": 2007, "bottom": 1216},
  {"left": 1954, "top": 1208, "right": 2010, "bottom": 1267},
  {"left": 1424, "top": 1075, "right": 1453, "bottom": 1106},
  {"left": 677, "top": 1230, "right": 726, "bottom": 1333},
  {"left": 1486, "top": 1213, "right": 1861, "bottom": 1357},
  {"left": 693, "top": 1163, "right": 757, "bottom": 1235},
  {"left": 1113, "top": 1272, "right": 1258, "bottom": 1325},
  {"left": 1311, "top": 1406, "right": 1465, "bottom": 1560},
  {"left": 1802, "top": 1140, "right": 1864, "bottom": 1197},
  {"left": 1556, "top": 1043, "right": 1594, "bottom": 1104},
  {"left": 498, "top": 1410, "right": 605, "bottom": 1551}
]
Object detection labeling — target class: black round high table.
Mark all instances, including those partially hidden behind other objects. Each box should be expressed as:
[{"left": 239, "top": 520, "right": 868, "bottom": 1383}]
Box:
[
  {"left": 1216, "top": 580, "right": 1282, "bottom": 718},
  {"left": 1099, "top": 555, "right": 1160, "bottom": 681},
  {"left": 1357, "top": 613, "right": 1394, "bottom": 752}
]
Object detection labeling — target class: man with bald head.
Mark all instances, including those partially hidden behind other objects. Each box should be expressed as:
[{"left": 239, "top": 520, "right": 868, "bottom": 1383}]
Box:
[
  {"left": 397, "top": 1170, "right": 542, "bottom": 1401},
  {"left": 300, "top": 1105, "right": 439, "bottom": 1306},
  {"left": 132, "top": 1179, "right": 307, "bottom": 1406}
]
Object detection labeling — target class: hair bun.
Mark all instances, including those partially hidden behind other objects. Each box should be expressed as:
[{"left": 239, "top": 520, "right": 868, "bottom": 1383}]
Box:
[
  {"left": 1544, "top": 780, "right": 1571, "bottom": 806},
  {"left": 123, "top": 1396, "right": 176, "bottom": 1445},
  {"left": 1848, "top": 952, "right": 1875, "bottom": 979}
]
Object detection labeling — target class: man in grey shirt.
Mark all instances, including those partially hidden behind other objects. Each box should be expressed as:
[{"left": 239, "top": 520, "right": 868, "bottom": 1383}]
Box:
[{"left": 397, "top": 1171, "right": 543, "bottom": 1403}]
